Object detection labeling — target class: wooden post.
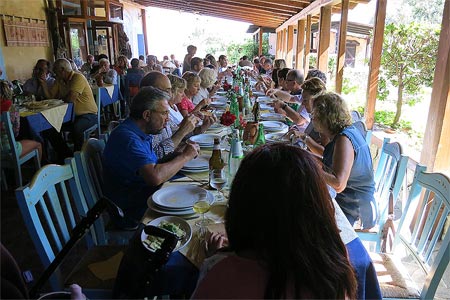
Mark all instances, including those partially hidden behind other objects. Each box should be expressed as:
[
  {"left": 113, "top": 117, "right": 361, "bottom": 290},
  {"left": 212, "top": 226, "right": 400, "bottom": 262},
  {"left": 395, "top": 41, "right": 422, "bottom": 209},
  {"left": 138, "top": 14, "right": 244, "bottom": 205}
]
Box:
[
  {"left": 304, "top": 15, "right": 312, "bottom": 75},
  {"left": 420, "top": 0, "right": 450, "bottom": 173},
  {"left": 282, "top": 28, "right": 287, "bottom": 60},
  {"left": 365, "top": 0, "right": 387, "bottom": 130},
  {"left": 317, "top": 6, "right": 331, "bottom": 73},
  {"left": 141, "top": 8, "right": 149, "bottom": 56},
  {"left": 335, "top": 0, "right": 349, "bottom": 93},
  {"left": 259, "top": 27, "right": 263, "bottom": 56},
  {"left": 286, "top": 25, "right": 294, "bottom": 67},
  {"left": 276, "top": 32, "right": 280, "bottom": 58},
  {"left": 296, "top": 19, "right": 306, "bottom": 71}
]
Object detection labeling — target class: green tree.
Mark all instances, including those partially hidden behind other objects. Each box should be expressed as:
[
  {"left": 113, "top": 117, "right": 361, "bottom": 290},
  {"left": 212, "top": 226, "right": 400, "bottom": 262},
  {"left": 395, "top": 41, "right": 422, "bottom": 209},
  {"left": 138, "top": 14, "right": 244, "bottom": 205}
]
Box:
[
  {"left": 378, "top": 22, "right": 439, "bottom": 126},
  {"left": 226, "top": 33, "right": 269, "bottom": 63}
]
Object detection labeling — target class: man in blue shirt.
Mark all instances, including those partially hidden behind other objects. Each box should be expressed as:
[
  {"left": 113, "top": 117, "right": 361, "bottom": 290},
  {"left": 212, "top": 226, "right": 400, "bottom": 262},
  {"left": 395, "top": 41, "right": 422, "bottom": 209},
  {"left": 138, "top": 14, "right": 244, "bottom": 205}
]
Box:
[{"left": 103, "top": 86, "right": 200, "bottom": 228}]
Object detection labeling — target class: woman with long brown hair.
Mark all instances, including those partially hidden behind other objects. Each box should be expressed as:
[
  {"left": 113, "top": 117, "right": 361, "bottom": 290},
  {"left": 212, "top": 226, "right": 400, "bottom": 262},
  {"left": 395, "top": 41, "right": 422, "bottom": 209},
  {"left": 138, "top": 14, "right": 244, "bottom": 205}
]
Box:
[{"left": 192, "top": 144, "right": 357, "bottom": 299}]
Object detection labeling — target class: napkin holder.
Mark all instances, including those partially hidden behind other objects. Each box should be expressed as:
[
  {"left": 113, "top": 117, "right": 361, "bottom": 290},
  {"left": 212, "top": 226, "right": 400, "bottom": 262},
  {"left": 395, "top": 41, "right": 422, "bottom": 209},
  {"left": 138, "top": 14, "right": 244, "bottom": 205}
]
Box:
[{"left": 243, "top": 121, "right": 258, "bottom": 144}]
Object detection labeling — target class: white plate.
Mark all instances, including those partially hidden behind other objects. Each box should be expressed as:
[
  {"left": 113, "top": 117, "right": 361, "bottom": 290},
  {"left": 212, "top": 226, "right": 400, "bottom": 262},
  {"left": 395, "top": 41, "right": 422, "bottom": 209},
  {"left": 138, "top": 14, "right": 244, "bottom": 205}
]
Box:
[
  {"left": 261, "top": 112, "right": 285, "bottom": 121},
  {"left": 211, "top": 96, "right": 227, "bottom": 102},
  {"left": 151, "top": 185, "right": 213, "bottom": 209},
  {"left": 210, "top": 101, "right": 227, "bottom": 107},
  {"left": 265, "top": 132, "right": 288, "bottom": 143},
  {"left": 183, "top": 155, "right": 209, "bottom": 169},
  {"left": 252, "top": 91, "right": 265, "bottom": 97},
  {"left": 259, "top": 103, "right": 274, "bottom": 111},
  {"left": 188, "top": 134, "right": 221, "bottom": 147},
  {"left": 180, "top": 167, "right": 209, "bottom": 173},
  {"left": 261, "top": 121, "right": 288, "bottom": 132},
  {"left": 257, "top": 96, "right": 272, "bottom": 102},
  {"left": 141, "top": 216, "right": 192, "bottom": 252},
  {"left": 148, "top": 199, "right": 195, "bottom": 215},
  {"left": 216, "top": 91, "right": 227, "bottom": 96}
]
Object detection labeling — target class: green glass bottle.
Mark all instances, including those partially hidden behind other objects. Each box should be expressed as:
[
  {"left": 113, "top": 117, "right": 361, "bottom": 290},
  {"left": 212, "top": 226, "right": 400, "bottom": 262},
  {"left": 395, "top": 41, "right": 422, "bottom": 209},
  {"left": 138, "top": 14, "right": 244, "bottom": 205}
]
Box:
[
  {"left": 253, "top": 123, "right": 266, "bottom": 148},
  {"left": 229, "top": 93, "right": 240, "bottom": 128}
]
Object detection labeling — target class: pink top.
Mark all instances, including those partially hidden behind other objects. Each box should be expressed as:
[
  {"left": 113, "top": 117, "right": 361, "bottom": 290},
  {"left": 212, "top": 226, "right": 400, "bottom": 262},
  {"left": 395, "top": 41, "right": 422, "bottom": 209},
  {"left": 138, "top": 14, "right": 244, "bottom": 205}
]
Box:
[
  {"left": 191, "top": 253, "right": 313, "bottom": 299},
  {"left": 177, "top": 96, "right": 195, "bottom": 113}
]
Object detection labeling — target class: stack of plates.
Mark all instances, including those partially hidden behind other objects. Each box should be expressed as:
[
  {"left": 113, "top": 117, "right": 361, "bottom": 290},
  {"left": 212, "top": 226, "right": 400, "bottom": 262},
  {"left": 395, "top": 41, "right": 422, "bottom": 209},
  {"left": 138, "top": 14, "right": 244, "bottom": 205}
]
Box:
[
  {"left": 147, "top": 185, "right": 214, "bottom": 216},
  {"left": 252, "top": 91, "right": 265, "bottom": 97},
  {"left": 265, "top": 132, "right": 288, "bottom": 143},
  {"left": 259, "top": 103, "right": 274, "bottom": 112},
  {"left": 206, "top": 123, "right": 227, "bottom": 134},
  {"left": 261, "top": 112, "right": 285, "bottom": 121},
  {"left": 180, "top": 155, "right": 209, "bottom": 173},
  {"left": 261, "top": 121, "right": 288, "bottom": 133},
  {"left": 188, "top": 134, "right": 221, "bottom": 149},
  {"left": 210, "top": 101, "right": 227, "bottom": 108},
  {"left": 216, "top": 91, "right": 227, "bottom": 96},
  {"left": 257, "top": 96, "right": 272, "bottom": 103}
]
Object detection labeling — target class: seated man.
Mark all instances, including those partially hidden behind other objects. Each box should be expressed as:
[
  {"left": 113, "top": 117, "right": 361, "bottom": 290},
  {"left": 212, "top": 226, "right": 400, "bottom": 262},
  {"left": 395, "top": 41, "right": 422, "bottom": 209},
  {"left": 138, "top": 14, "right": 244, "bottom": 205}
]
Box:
[
  {"left": 102, "top": 86, "right": 200, "bottom": 229},
  {"left": 94, "top": 58, "right": 117, "bottom": 86},
  {"left": 23, "top": 59, "right": 55, "bottom": 101},
  {"left": 125, "top": 58, "right": 145, "bottom": 98},
  {"left": 39, "top": 58, "right": 98, "bottom": 159},
  {"left": 80, "top": 54, "right": 98, "bottom": 74},
  {"left": 143, "top": 55, "right": 164, "bottom": 74}
]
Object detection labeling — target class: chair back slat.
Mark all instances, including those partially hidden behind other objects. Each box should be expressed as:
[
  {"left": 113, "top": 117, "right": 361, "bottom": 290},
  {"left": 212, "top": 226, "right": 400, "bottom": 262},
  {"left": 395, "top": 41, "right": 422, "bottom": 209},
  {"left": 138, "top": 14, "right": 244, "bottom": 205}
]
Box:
[
  {"left": 352, "top": 120, "right": 372, "bottom": 145},
  {"left": 1, "top": 111, "right": 20, "bottom": 161},
  {"left": 16, "top": 164, "right": 93, "bottom": 269},
  {"left": 393, "top": 164, "right": 450, "bottom": 299},
  {"left": 58, "top": 181, "right": 77, "bottom": 229}
]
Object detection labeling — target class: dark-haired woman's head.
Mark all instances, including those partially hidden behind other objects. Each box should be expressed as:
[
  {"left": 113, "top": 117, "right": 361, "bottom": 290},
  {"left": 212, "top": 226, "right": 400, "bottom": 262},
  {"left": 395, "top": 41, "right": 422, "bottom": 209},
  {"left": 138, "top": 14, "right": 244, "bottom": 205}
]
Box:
[{"left": 226, "top": 143, "right": 356, "bottom": 298}]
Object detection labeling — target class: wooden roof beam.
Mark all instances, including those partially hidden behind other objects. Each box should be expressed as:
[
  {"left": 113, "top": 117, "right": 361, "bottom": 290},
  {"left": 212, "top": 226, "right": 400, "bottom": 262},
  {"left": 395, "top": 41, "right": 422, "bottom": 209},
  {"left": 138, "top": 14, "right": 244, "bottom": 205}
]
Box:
[{"left": 191, "top": 0, "right": 302, "bottom": 15}]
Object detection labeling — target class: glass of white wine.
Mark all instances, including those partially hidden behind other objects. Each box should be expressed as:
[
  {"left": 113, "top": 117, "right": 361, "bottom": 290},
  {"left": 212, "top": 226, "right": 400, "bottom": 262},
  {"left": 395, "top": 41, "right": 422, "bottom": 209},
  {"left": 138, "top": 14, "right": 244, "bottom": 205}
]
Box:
[
  {"left": 193, "top": 194, "right": 213, "bottom": 228},
  {"left": 209, "top": 169, "right": 227, "bottom": 202}
]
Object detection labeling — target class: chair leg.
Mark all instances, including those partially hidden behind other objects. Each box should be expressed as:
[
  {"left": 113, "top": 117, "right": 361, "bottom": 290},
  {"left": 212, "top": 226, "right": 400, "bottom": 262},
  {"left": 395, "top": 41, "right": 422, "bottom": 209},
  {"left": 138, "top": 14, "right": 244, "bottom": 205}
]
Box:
[{"left": 1, "top": 169, "right": 8, "bottom": 191}]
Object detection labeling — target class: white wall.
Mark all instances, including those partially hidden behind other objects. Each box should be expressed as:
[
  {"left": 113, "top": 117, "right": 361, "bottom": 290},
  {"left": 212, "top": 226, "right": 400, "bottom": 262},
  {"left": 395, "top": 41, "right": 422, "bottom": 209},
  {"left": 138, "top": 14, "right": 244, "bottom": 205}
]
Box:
[
  {"left": 268, "top": 33, "right": 277, "bottom": 56},
  {"left": 122, "top": 1, "right": 143, "bottom": 58}
]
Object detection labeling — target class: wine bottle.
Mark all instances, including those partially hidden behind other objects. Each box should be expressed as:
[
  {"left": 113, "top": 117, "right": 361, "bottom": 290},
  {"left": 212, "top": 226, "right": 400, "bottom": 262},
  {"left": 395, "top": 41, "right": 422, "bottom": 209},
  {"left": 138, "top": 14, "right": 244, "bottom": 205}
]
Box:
[
  {"left": 209, "top": 138, "right": 224, "bottom": 170},
  {"left": 254, "top": 123, "right": 266, "bottom": 148}
]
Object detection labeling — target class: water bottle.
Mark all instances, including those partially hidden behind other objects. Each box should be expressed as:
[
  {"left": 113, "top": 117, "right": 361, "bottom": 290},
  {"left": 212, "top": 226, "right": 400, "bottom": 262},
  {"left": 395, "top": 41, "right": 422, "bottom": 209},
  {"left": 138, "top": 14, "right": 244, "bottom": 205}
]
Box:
[{"left": 228, "top": 129, "right": 244, "bottom": 184}]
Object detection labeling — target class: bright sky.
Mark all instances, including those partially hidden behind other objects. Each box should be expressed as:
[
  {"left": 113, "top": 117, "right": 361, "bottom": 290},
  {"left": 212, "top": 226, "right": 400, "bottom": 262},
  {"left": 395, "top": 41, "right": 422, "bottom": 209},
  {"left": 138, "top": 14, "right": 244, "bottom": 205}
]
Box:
[
  {"left": 146, "top": 7, "right": 252, "bottom": 61},
  {"left": 146, "top": 2, "right": 377, "bottom": 61}
]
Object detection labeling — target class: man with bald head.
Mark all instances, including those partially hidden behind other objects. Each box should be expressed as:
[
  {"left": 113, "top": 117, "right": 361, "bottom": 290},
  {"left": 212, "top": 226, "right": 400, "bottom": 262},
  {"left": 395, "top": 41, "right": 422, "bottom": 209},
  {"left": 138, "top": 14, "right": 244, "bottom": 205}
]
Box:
[{"left": 40, "top": 58, "right": 98, "bottom": 161}]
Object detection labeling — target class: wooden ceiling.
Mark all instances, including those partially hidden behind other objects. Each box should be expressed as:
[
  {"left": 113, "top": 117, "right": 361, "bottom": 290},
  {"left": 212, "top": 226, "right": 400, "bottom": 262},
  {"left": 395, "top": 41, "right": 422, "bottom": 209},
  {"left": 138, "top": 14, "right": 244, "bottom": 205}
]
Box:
[{"left": 132, "top": 0, "right": 370, "bottom": 29}]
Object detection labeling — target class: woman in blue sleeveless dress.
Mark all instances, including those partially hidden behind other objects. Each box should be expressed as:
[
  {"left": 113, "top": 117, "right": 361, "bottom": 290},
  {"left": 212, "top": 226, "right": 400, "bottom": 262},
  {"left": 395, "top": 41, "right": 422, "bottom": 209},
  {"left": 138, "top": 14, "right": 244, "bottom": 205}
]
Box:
[{"left": 311, "top": 92, "right": 377, "bottom": 229}]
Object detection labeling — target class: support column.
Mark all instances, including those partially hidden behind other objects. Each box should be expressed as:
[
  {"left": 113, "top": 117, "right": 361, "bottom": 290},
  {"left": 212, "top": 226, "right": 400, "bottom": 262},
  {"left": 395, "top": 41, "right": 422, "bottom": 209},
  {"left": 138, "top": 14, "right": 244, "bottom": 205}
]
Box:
[
  {"left": 304, "top": 15, "right": 312, "bottom": 75},
  {"left": 259, "top": 27, "right": 263, "bottom": 56},
  {"left": 141, "top": 8, "right": 149, "bottom": 56},
  {"left": 282, "top": 28, "right": 287, "bottom": 60},
  {"left": 365, "top": 0, "right": 387, "bottom": 130},
  {"left": 317, "top": 6, "right": 331, "bottom": 72},
  {"left": 420, "top": 0, "right": 450, "bottom": 173},
  {"left": 335, "top": 0, "right": 349, "bottom": 93},
  {"left": 286, "top": 25, "right": 294, "bottom": 67},
  {"left": 276, "top": 32, "right": 280, "bottom": 58},
  {"left": 296, "top": 19, "right": 306, "bottom": 71}
]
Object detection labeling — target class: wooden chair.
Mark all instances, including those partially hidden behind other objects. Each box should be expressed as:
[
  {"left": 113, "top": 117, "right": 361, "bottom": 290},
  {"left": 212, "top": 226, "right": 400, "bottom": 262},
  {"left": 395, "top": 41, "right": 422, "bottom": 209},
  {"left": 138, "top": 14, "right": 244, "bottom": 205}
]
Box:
[
  {"left": 15, "top": 161, "right": 125, "bottom": 297},
  {"left": 351, "top": 110, "right": 362, "bottom": 122},
  {"left": 353, "top": 120, "right": 372, "bottom": 145},
  {"left": 71, "top": 138, "right": 132, "bottom": 245},
  {"left": 83, "top": 88, "right": 103, "bottom": 141},
  {"left": 370, "top": 165, "right": 450, "bottom": 299},
  {"left": 357, "top": 138, "right": 408, "bottom": 252},
  {"left": 1, "top": 111, "right": 41, "bottom": 187}
]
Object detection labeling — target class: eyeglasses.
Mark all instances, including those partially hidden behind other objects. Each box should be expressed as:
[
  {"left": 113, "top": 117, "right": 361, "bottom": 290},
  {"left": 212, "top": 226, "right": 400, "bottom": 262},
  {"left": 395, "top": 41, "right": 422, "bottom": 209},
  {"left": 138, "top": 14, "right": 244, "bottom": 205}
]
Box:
[{"left": 151, "top": 109, "right": 170, "bottom": 116}]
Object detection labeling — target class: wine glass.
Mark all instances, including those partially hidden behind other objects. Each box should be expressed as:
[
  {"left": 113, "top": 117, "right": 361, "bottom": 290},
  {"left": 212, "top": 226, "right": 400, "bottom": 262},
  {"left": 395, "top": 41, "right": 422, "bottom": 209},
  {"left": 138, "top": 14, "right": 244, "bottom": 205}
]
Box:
[
  {"left": 193, "top": 193, "right": 213, "bottom": 228},
  {"left": 209, "top": 168, "right": 228, "bottom": 202}
]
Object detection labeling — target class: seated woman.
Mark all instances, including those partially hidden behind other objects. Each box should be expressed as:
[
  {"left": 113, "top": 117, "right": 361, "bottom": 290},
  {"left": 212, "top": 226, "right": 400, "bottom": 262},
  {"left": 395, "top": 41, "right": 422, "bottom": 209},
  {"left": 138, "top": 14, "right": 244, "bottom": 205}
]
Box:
[
  {"left": 114, "top": 55, "right": 129, "bottom": 76},
  {"left": 192, "top": 68, "right": 220, "bottom": 105},
  {"left": 311, "top": 92, "right": 376, "bottom": 229},
  {"left": 23, "top": 59, "right": 55, "bottom": 101},
  {"left": 150, "top": 74, "right": 216, "bottom": 160},
  {"left": 192, "top": 144, "right": 357, "bottom": 299},
  {"left": 177, "top": 72, "right": 210, "bottom": 117},
  {"left": 1, "top": 81, "right": 42, "bottom": 162}
]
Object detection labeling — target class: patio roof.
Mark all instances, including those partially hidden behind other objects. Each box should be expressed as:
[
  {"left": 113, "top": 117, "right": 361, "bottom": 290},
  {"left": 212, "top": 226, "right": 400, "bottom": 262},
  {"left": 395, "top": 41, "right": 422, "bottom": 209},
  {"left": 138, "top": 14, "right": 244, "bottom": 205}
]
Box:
[{"left": 132, "top": 0, "right": 369, "bottom": 28}]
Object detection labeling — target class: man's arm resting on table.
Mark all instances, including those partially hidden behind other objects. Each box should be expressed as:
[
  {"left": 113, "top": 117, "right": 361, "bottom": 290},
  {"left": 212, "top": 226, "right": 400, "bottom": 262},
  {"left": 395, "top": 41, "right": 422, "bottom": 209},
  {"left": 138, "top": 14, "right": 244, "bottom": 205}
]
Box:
[{"left": 139, "top": 149, "right": 196, "bottom": 186}]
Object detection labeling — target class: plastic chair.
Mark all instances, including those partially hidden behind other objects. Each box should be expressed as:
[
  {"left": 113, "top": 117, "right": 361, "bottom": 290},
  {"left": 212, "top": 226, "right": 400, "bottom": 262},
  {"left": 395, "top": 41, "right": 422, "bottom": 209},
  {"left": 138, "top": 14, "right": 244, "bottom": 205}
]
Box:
[
  {"left": 15, "top": 161, "right": 125, "bottom": 297},
  {"left": 353, "top": 120, "right": 372, "bottom": 145},
  {"left": 370, "top": 165, "right": 450, "bottom": 299},
  {"left": 1, "top": 111, "right": 41, "bottom": 187},
  {"left": 357, "top": 138, "right": 408, "bottom": 252}
]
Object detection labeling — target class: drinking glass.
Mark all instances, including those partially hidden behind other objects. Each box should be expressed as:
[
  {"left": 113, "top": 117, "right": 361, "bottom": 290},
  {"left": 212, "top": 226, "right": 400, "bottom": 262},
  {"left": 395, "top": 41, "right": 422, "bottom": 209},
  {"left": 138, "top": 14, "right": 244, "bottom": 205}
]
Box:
[
  {"left": 193, "top": 194, "right": 213, "bottom": 228},
  {"left": 209, "top": 169, "right": 227, "bottom": 202}
]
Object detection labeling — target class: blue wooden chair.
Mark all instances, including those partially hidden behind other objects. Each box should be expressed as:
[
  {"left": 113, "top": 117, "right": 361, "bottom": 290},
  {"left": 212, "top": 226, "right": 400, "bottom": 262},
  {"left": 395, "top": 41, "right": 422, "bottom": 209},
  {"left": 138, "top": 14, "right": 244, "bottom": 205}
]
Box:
[
  {"left": 15, "top": 161, "right": 125, "bottom": 297},
  {"left": 70, "top": 138, "right": 132, "bottom": 245},
  {"left": 351, "top": 110, "right": 362, "bottom": 122},
  {"left": 83, "top": 87, "right": 103, "bottom": 141},
  {"left": 370, "top": 165, "right": 450, "bottom": 299},
  {"left": 353, "top": 120, "right": 372, "bottom": 145},
  {"left": 1, "top": 111, "right": 41, "bottom": 187},
  {"left": 357, "top": 138, "right": 409, "bottom": 252}
]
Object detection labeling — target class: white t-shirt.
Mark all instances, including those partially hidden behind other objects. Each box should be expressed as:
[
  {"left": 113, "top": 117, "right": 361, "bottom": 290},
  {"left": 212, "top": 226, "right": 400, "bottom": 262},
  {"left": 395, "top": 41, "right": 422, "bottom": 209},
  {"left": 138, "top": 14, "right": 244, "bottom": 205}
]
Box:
[
  {"left": 192, "top": 87, "right": 209, "bottom": 105},
  {"left": 169, "top": 105, "right": 184, "bottom": 131}
]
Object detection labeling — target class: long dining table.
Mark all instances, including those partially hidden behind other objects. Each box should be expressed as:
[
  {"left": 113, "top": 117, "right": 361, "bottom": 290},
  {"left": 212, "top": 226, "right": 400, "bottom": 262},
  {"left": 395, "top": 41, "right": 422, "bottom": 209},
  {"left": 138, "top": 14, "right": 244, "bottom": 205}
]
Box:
[{"left": 114, "top": 168, "right": 382, "bottom": 299}]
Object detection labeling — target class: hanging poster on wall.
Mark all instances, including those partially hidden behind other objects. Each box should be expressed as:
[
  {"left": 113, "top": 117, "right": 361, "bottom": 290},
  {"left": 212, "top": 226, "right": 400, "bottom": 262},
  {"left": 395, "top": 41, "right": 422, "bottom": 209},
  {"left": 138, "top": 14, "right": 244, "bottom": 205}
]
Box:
[{"left": 2, "top": 16, "right": 49, "bottom": 47}]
